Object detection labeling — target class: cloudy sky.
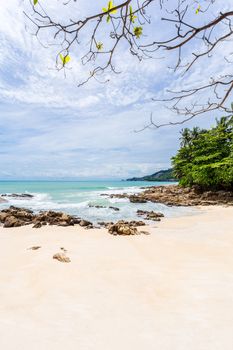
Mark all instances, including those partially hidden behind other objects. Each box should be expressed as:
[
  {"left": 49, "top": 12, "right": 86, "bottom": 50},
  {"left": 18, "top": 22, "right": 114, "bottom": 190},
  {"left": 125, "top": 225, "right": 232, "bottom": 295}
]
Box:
[{"left": 0, "top": 0, "right": 231, "bottom": 179}]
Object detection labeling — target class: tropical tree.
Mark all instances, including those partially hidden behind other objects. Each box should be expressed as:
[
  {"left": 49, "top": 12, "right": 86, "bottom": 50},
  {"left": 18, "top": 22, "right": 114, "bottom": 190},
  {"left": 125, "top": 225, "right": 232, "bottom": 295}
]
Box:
[{"left": 172, "top": 116, "right": 233, "bottom": 190}]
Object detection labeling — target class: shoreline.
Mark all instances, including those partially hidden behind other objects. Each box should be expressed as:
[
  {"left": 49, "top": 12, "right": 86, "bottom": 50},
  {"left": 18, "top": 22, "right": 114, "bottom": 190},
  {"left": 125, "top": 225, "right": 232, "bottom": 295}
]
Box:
[
  {"left": 0, "top": 205, "right": 233, "bottom": 349},
  {"left": 1, "top": 183, "right": 232, "bottom": 229}
]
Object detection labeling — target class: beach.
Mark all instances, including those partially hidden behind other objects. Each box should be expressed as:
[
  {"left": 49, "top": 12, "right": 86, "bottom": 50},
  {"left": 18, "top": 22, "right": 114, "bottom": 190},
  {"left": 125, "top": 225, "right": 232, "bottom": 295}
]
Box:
[{"left": 0, "top": 205, "right": 232, "bottom": 350}]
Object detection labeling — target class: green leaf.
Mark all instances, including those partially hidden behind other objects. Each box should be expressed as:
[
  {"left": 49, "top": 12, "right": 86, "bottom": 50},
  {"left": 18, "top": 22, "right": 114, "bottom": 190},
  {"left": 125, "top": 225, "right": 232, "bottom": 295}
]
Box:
[
  {"left": 102, "top": 1, "right": 117, "bottom": 22},
  {"left": 96, "top": 42, "right": 103, "bottom": 51},
  {"left": 195, "top": 4, "right": 201, "bottom": 14},
  {"left": 59, "top": 53, "right": 71, "bottom": 65},
  {"left": 129, "top": 6, "right": 137, "bottom": 23},
  {"left": 33, "top": 0, "right": 38, "bottom": 5},
  {"left": 133, "top": 26, "right": 143, "bottom": 39}
]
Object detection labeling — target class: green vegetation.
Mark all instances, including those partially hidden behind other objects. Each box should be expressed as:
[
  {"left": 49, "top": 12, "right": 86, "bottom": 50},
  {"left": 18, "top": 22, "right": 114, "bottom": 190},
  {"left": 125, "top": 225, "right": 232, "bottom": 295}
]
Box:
[
  {"left": 172, "top": 116, "right": 233, "bottom": 190},
  {"left": 126, "top": 169, "right": 176, "bottom": 182}
]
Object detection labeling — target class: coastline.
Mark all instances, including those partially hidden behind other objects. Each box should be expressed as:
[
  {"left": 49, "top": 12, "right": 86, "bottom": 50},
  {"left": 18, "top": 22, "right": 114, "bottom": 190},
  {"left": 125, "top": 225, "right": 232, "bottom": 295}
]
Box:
[{"left": 0, "top": 205, "right": 233, "bottom": 349}]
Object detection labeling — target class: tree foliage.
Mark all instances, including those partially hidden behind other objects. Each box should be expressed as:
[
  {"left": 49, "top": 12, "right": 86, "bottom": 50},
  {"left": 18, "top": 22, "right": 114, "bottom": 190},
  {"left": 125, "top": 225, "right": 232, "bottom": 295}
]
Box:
[{"left": 172, "top": 116, "right": 233, "bottom": 190}]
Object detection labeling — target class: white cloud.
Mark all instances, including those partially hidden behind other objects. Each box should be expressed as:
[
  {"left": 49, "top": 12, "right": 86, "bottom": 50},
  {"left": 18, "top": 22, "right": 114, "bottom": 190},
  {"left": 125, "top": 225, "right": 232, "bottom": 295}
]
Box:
[{"left": 0, "top": 0, "right": 231, "bottom": 179}]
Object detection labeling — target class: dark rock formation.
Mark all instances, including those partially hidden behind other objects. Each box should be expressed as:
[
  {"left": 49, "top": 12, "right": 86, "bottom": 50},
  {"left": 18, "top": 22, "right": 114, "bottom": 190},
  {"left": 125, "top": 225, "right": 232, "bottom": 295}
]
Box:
[
  {"left": 0, "top": 206, "right": 93, "bottom": 229},
  {"left": 108, "top": 185, "right": 233, "bottom": 206},
  {"left": 89, "top": 204, "right": 120, "bottom": 211},
  {"left": 129, "top": 196, "right": 147, "bottom": 203},
  {"left": 88, "top": 204, "right": 107, "bottom": 209},
  {"left": 109, "top": 206, "right": 120, "bottom": 211},
  {"left": 1, "top": 193, "right": 34, "bottom": 199}
]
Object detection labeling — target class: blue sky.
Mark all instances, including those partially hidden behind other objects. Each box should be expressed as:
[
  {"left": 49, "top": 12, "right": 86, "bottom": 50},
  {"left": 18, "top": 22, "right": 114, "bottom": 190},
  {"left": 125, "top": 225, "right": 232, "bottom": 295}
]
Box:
[{"left": 0, "top": 0, "right": 231, "bottom": 179}]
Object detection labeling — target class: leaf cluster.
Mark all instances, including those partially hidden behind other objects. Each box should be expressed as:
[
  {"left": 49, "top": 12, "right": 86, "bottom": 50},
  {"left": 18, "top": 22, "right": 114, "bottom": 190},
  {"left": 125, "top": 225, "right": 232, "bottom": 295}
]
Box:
[{"left": 172, "top": 116, "right": 233, "bottom": 190}]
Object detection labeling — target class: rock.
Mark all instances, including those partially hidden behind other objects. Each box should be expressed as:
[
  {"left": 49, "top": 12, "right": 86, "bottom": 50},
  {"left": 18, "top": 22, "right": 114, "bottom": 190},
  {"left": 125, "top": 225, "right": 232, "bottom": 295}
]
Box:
[
  {"left": 137, "top": 210, "right": 164, "bottom": 221},
  {"left": 58, "top": 221, "right": 70, "bottom": 227},
  {"left": 1, "top": 193, "right": 33, "bottom": 199},
  {"left": 140, "top": 231, "right": 150, "bottom": 235},
  {"left": 108, "top": 185, "right": 233, "bottom": 206},
  {"left": 127, "top": 220, "right": 145, "bottom": 226},
  {"left": 129, "top": 196, "right": 147, "bottom": 203},
  {"left": 53, "top": 253, "right": 71, "bottom": 263},
  {"left": 79, "top": 219, "right": 92, "bottom": 227},
  {"left": 108, "top": 221, "right": 138, "bottom": 235},
  {"left": 0, "top": 207, "right": 92, "bottom": 229},
  {"left": 60, "top": 247, "right": 67, "bottom": 253},
  {"left": 60, "top": 213, "right": 71, "bottom": 221},
  {"left": 33, "top": 222, "right": 42, "bottom": 228},
  {"left": 28, "top": 246, "right": 41, "bottom": 250},
  {"left": 88, "top": 204, "right": 107, "bottom": 209},
  {"left": 0, "top": 212, "right": 9, "bottom": 223},
  {"left": 3, "top": 215, "right": 23, "bottom": 228},
  {"left": 109, "top": 206, "right": 120, "bottom": 211}
]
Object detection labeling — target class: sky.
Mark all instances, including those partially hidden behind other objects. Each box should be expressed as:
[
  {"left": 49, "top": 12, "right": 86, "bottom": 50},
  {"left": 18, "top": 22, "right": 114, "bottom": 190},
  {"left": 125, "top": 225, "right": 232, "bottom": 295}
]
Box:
[{"left": 0, "top": 0, "right": 232, "bottom": 180}]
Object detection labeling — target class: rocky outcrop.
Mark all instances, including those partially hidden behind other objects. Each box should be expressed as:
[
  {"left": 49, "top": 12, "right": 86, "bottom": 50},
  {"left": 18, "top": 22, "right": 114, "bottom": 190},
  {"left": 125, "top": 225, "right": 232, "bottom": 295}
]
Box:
[
  {"left": 0, "top": 206, "right": 93, "bottom": 229},
  {"left": 137, "top": 210, "right": 164, "bottom": 221},
  {"left": 107, "top": 185, "right": 233, "bottom": 206}
]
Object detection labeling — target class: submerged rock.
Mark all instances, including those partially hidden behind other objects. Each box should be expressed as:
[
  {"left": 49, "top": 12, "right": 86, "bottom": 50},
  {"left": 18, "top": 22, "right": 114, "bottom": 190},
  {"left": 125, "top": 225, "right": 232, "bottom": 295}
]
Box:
[
  {"left": 1, "top": 193, "right": 33, "bottom": 199},
  {"left": 109, "top": 206, "right": 120, "bottom": 211},
  {"left": 137, "top": 210, "right": 164, "bottom": 221}
]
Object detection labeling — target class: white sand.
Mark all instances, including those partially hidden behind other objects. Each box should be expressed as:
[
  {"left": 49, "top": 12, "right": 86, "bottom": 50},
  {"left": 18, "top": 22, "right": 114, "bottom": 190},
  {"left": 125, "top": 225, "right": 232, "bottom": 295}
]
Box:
[{"left": 0, "top": 206, "right": 233, "bottom": 350}]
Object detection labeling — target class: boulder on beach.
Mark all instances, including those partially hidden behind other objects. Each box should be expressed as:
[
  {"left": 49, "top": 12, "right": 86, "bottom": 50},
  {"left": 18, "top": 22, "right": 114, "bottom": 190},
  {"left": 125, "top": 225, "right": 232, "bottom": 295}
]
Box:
[
  {"left": 108, "top": 220, "right": 139, "bottom": 236},
  {"left": 53, "top": 252, "right": 71, "bottom": 263}
]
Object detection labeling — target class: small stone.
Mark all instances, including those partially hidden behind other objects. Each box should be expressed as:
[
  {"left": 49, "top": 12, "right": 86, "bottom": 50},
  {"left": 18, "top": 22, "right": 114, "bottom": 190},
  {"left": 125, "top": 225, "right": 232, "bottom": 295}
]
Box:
[
  {"left": 53, "top": 253, "right": 71, "bottom": 263},
  {"left": 33, "top": 222, "right": 42, "bottom": 228},
  {"left": 28, "top": 246, "right": 41, "bottom": 250},
  {"left": 140, "top": 231, "right": 150, "bottom": 235}
]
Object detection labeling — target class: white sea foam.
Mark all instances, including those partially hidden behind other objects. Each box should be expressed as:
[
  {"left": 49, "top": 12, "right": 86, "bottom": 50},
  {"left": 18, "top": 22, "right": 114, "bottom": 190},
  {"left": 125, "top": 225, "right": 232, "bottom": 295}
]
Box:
[{"left": 0, "top": 185, "right": 197, "bottom": 223}]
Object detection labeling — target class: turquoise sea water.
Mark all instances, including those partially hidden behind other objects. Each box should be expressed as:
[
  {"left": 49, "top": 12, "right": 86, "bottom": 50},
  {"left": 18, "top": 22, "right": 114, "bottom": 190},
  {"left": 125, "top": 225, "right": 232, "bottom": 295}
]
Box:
[{"left": 0, "top": 180, "right": 194, "bottom": 223}]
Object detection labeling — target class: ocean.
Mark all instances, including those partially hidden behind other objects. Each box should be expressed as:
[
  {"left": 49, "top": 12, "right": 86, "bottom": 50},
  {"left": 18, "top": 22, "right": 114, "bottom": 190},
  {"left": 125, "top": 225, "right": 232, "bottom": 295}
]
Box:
[{"left": 0, "top": 180, "right": 194, "bottom": 223}]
